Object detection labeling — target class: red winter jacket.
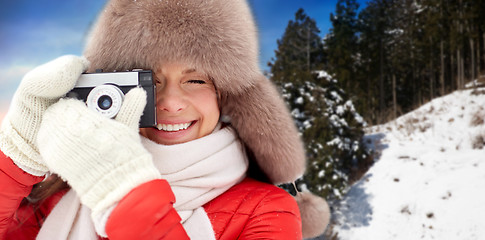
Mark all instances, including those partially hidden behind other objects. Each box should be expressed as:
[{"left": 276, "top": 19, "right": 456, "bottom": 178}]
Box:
[{"left": 0, "top": 150, "right": 302, "bottom": 240}]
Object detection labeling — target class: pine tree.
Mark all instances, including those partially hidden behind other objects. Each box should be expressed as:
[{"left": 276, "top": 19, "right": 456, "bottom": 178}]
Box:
[
  {"left": 355, "top": 0, "right": 388, "bottom": 123},
  {"left": 279, "top": 72, "right": 369, "bottom": 200},
  {"left": 354, "top": 0, "right": 485, "bottom": 124},
  {"left": 269, "top": 8, "right": 324, "bottom": 85},
  {"left": 325, "top": 0, "right": 360, "bottom": 94},
  {"left": 269, "top": 8, "right": 370, "bottom": 200}
]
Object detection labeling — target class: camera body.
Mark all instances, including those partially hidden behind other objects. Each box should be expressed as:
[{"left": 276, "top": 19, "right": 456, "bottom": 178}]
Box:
[{"left": 67, "top": 70, "right": 157, "bottom": 128}]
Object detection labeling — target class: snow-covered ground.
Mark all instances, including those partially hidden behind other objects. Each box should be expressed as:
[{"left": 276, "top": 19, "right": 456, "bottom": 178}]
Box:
[{"left": 331, "top": 87, "right": 485, "bottom": 239}]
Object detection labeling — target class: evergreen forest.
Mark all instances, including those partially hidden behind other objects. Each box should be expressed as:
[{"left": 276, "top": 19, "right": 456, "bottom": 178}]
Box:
[{"left": 268, "top": 0, "right": 485, "bottom": 200}]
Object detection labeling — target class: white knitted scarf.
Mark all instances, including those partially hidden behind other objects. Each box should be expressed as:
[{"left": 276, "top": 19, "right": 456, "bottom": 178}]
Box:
[{"left": 37, "top": 127, "right": 248, "bottom": 240}]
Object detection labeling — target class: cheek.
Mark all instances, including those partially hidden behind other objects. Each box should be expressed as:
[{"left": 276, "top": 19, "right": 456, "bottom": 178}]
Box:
[{"left": 194, "top": 92, "right": 220, "bottom": 130}]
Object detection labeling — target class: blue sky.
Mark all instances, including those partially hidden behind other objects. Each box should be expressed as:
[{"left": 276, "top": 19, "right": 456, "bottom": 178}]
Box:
[{"left": 0, "top": 0, "right": 366, "bottom": 109}]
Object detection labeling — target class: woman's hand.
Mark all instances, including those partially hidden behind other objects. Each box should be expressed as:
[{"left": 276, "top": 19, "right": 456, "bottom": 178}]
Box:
[
  {"left": 37, "top": 87, "right": 161, "bottom": 237},
  {"left": 0, "top": 56, "right": 89, "bottom": 176}
]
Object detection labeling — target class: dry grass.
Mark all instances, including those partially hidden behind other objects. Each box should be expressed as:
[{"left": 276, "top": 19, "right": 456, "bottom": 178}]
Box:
[
  {"left": 472, "top": 134, "right": 485, "bottom": 149},
  {"left": 322, "top": 223, "right": 340, "bottom": 240},
  {"left": 348, "top": 153, "right": 374, "bottom": 185},
  {"left": 470, "top": 107, "right": 485, "bottom": 127},
  {"left": 477, "top": 76, "right": 485, "bottom": 85}
]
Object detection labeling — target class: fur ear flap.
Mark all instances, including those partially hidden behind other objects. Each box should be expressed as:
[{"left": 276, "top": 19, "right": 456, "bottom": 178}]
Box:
[
  {"left": 296, "top": 192, "right": 331, "bottom": 238},
  {"left": 221, "top": 74, "right": 306, "bottom": 184}
]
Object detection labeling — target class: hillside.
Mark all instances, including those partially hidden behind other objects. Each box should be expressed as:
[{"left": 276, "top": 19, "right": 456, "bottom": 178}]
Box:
[{"left": 330, "top": 86, "right": 485, "bottom": 239}]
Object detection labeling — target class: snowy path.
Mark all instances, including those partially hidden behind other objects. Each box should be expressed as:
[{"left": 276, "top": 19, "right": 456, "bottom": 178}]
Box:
[{"left": 332, "top": 88, "right": 485, "bottom": 240}]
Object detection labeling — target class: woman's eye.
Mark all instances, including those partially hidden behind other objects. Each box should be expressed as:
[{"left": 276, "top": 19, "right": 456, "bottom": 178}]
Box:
[{"left": 187, "top": 79, "right": 206, "bottom": 84}]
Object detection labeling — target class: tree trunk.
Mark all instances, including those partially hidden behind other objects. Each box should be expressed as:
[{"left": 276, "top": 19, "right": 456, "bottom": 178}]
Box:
[
  {"left": 418, "top": 75, "right": 422, "bottom": 106},
  {"left": 456, "top": 49, "right": 461, "bottom": 89},
  {"left": 469, "top": 35, "right": 476, "bottom": 83},
  {"left": 429, "top": 36, "right": 434, "bottom": 100},
  {"left": 411, "top": 39, "right": 417, "bottom": 106},
  {"left": 379, "top": 40, "right": 385, "bottom": 115},
  {"left": 366, "top": 65, "right": 376, "bottom": 124},
  {"left": 451, "top": 53, "right": 455, "bottom": 90},
  {"left": 458, "top": 48, "right": 465, "bottom": 89},
  {"left": 306, "top": 26, "right": 311, "bottom": 73},
  {"left": 392, "top": 74, "right": 397, "bottom": 120},
  {"left": 477, "top": 38, "right": 481, "bottom": 79},
  {"left": 439, "top": 0, "right": 445, "bottom": 96},
  {"left": 456, "top": 0, "right": 465, "bottom": 89},
  {"left": 430, "top": 55, "right": 434, "bottom": 100},
  {"left": 456, "top": 47, "right": 466, "bottom": 90},
  {"left": 483, "top": 33, "right": 485, "bottom": 75},
  {"left": 461, "top": 53, "right": 465, "bottom": 88},
  {"left": 440, "top": 39, "right": 445, "bottom": 95}
]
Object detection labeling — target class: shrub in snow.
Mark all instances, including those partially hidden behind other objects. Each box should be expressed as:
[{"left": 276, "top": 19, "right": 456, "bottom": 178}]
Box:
[{"left": 278, "top": 71, "right": 371, "bottom": 200}]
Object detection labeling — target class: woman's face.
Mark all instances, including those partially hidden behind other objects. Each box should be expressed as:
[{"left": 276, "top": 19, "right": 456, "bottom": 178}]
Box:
[{"left": 139, "top": 63, "right": 220, "bottom": 145}]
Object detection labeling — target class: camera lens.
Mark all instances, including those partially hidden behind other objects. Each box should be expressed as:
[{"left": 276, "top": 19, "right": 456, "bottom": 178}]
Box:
[
  {"left": 98, "top": 95, "right": 113, "bottom": 110},
  {"left": 86, "top": 84, "right": 125, "bottom": 119}
]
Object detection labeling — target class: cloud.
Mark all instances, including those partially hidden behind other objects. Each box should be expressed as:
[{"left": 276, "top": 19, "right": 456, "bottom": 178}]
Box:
[
  {"left": 0, "top": 64, "right": 35, "bottom": 101},
  {"left": 0, "top": 20, "right": 87, "bottom": 101},
  {"left": 2, "top": 64, "right": 33, "bottom": 83}
]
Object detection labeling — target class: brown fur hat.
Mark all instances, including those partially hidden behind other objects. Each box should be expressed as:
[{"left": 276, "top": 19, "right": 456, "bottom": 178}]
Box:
[{"left": 84, "top": 0, "right": 329, "bottom": 237}]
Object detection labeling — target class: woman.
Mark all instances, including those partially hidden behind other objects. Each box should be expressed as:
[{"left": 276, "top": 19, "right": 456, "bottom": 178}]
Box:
[{"left": 0, "top": 0, "right": 330, "bottom": 239}]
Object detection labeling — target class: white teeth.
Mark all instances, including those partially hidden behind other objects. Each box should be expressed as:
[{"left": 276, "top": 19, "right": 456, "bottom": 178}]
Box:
[{"left": 156, "top": 122, "right": 192, "bottom": 131}]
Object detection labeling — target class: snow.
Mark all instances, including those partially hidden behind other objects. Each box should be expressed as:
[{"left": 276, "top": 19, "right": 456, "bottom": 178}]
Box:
[
  {"left": 331, "top": 87, "right": 485, "bottom": 240},
  {"left": 330, "top": 91, "right": 343, "bottom": 102},
  {"left": 315, "top": 70, "right": 333, "bottom": 80},
  {"left": 295, "top": 97, "right": 304, "bottom": 105}
]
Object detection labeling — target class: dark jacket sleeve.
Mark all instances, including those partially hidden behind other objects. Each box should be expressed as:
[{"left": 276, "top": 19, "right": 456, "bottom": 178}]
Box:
[
  {"left": 0, "top": 150, "right": 44, "bottom": 239},
  {"left": 105, "top": 179, "right": 189, "bottom": 240}
]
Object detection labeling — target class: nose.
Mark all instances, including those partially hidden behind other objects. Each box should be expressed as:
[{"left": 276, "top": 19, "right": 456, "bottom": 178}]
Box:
[{"left": 157, "top": 82, "right": 187, "bottom": 113}]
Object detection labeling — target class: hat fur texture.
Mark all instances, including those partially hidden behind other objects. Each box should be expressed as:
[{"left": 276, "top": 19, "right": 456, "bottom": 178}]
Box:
[
  {"left": 296, "top": 192, "right": 331, "bottom": 237},
  {"left": 84, "top": 0, "right": 329, "bottom": 238}
]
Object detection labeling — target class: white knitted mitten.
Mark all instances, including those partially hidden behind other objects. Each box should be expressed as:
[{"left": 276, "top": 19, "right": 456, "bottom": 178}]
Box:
[
  {"left": 37, "top": 88, "right": 161, "bottom": 236},
  {"left": 0, "top": 56, "right": 89, "bottom": 176}
]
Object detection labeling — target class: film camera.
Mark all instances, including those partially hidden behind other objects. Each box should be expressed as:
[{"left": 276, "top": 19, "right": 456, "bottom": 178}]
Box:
[{"left": 67, "top": 70, "right": 157, "bottom": 128}]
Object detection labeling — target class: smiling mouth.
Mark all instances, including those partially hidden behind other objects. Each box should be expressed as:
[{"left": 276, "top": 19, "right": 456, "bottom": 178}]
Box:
[{"left": 156, "top": 121, "right": 193, "bottom": 131}]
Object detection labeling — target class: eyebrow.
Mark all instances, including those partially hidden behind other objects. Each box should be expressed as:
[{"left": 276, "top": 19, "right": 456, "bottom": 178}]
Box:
[
  {"left": 182, "top": 68, "right": 212, "bottom": 81},
  {"left": 182, "top": 68, "right": 197, "bottom": 74}
]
